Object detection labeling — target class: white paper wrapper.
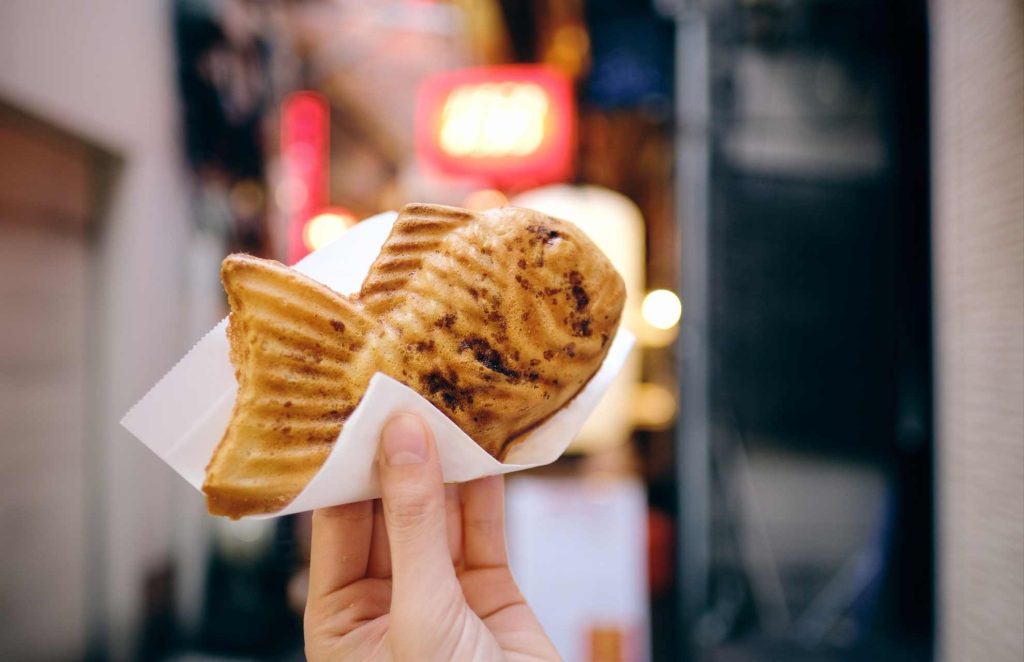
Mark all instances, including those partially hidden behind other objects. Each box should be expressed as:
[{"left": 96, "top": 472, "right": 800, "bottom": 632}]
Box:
[{"left": 121, "top": 211, "right": 636, "bottom": 518}]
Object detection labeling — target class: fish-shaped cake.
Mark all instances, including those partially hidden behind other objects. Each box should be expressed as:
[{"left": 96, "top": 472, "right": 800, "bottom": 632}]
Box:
[{"left": 204, "top": 203, "right": 626, "bottom": 518}]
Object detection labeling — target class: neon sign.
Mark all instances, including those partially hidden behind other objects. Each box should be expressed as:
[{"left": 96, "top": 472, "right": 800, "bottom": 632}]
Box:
[
  {"left": 416, "top": 66, "right": 574, "bottom": 187},
  {"left": 280, "top": 91, "right": 329, "bottom": 264}
]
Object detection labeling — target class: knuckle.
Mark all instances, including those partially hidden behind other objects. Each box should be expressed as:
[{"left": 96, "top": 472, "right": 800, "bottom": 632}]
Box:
[
  {"left": 384, "top": 489, "right": 438, "bottom": 530},
  {"left": 466, "top": 515, "right": 503, "bottom": 539}
]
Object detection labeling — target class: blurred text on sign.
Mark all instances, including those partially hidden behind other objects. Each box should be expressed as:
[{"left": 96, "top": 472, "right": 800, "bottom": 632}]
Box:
[{"left": 415, "top": 66, "right": 575, "bottom": 188}]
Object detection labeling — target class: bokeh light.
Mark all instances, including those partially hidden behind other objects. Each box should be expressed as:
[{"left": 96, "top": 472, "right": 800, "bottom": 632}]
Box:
[
  {"left": 302, "top": 209, "right": 356, "bottom": 252},
  {"left": 641, "top": 289, "right": 682, "bottom": 330}
]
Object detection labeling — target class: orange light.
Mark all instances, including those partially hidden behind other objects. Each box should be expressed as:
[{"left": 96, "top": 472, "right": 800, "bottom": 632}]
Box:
[
  {"left": 463, "top": 189, "right": 509, "bottom": 211},
  {"left": 302, "top": 208, "right": 357, "bottom": 252},
  {"left": 633, "top": 382, "right": 678, "bottom": 429}
]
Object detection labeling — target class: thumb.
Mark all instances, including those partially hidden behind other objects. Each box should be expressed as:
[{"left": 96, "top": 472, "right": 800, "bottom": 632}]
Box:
[{"left": 378, "top": 414, "right": 458, "bottom": 607}]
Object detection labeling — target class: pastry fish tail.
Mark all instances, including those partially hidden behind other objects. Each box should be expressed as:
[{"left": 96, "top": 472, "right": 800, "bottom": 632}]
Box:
[{"left": 204, "top": 254, "right": 373, "bottom": 519}]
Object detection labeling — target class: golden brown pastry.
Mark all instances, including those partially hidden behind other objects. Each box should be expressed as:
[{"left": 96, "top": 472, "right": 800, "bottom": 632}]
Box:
[{"left": 204, "top": 203, "right": 626, "bottom": 518}]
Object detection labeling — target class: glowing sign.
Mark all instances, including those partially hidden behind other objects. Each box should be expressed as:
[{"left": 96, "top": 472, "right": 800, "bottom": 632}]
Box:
[
  {"left": 281, "top": 91, "right": 330, "bottom": 264},
  {"left": 439, "top": 83, "right": 549, "bottom": 157},
  {"left": 416, "top": 66, "right": 574, "bottom": 187}
]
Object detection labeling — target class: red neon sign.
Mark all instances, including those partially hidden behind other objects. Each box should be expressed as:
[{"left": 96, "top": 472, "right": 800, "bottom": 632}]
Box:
[
  {"left": 416, "top": 66, "right": 575, "bottom": 188},
  {"left": 281, "top": 91, "right": 330, "bottom": 264}
]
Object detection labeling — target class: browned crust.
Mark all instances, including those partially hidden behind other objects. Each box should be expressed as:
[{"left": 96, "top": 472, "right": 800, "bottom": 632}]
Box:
[
  {"left": 205, "top": 203, "right": 626, "bottom": 517},
  {"left": 205, "top": 485, "right": 293, "bottom": 519},
  {"left": 496, "top": 338, "right": 613, "bottom": 461}
]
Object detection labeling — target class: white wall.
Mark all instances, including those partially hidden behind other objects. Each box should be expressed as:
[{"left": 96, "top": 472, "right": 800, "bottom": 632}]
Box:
[
  {"left": 932, "top": 1, "right": 1024, "bottom": 661},
  {"left": 0, "top": 1, "right": 199, "bottom": 657}
]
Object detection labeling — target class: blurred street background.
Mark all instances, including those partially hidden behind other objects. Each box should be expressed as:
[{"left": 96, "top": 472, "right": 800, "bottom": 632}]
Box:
[{"left": 0, "top": 1, "right": 1021, "bottom": 661}]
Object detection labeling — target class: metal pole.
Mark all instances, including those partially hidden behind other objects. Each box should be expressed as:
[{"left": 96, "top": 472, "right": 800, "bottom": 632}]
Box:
[{"left": 673, "top": 6, "right": 711, "bottom": 659}]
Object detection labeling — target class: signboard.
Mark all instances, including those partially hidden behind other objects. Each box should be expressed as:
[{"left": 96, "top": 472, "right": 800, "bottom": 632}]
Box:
[
  {"left": 280, "top": 91, "right": 330, "bottom": 263},
  {"left": 416, "top": 66, "right": 575, "bottom": 187}
]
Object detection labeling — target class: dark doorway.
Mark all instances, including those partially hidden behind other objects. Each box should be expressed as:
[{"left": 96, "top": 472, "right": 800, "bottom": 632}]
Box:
[{"left": 675, "top": 1, "right": 933, "bottom": 659}]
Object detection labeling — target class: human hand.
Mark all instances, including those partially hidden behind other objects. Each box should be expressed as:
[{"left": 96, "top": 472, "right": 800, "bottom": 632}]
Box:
[{"left": 303, "top": 413, "right": 560, "bottom": 661}]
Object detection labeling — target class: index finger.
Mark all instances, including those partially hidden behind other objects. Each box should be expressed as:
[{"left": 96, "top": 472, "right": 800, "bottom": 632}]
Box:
[
  {"left": 460, "top": 474, "right": 508, "bottom": 569},
  {"left": 308, "top": 500, "right": 373, "bottom": 600}
]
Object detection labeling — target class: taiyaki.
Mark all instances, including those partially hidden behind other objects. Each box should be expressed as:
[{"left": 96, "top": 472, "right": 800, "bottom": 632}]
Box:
[{"left": 204, "top": 203, "right": 626, "bottom": 518}]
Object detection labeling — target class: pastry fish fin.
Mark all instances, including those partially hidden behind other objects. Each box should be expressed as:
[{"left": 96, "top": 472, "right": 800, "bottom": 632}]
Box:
[
  {"left": 204, "top": 254, "right": 372, "bottom": 518},
  {"left": 358, "top": 203, "right": 476, "bottom": 313}
]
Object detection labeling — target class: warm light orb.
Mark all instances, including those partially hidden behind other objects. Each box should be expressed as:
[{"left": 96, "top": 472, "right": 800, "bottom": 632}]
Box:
[
  {"left": 633, "top": 382, "right": 678, "bottom": 429},
  {"left": 642, "top": 289, "right": 682, "bottom": 330},
  {"left": 303, "top": 210, "right": 356, "bottom": 251}
]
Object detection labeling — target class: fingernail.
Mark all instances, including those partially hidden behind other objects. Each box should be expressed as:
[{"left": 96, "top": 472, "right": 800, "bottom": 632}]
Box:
[{"left": 381, "top": 414, "right": 428, "bottom": 466}]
